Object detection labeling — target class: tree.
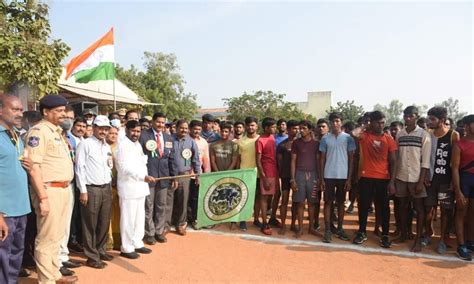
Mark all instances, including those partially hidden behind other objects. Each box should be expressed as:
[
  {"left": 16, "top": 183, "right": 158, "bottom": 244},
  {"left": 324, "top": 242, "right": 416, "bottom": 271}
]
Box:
[
  {"left": 0, "top": 0, "right": 70, "bottom": 97},
  {"left": 326, "top": 100, "right": 365, "bottom": 122},
  {"left": 373, "top": 99, "right": 404, "bottom": 124},
  {"left": 411, "top": 103, "right": 428, "bottom": 118},
  {"left": 436, "top": 97, "right": 467, "bottom": 122},
  {"left": 223, "top": 90, "right": 312, "bottom": 122},
  {"left": 115, "top": 52, "right": 198, "bottom": 120}
]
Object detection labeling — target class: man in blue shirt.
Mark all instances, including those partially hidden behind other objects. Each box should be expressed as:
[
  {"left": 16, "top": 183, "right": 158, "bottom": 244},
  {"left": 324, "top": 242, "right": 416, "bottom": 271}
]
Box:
[
  {"left": 319, "top": 112, "right": 356, "bottom": 243},
  {"left": 0, "top": 94, "right": 31, "bottom": 283},
  {"left": 274, "top": 119, "right": 288, "bottom": 147},
  {"left": 171, "top": 120, "right": 201, "bottom": 235}
]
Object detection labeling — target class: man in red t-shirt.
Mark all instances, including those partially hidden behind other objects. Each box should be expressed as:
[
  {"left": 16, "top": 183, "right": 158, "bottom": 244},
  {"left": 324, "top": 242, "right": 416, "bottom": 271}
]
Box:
[
  {"left": 256, "top": 118, "right": 279, "bottom": 235},
  {"left": 352, "top": 111, "right": 397, "bottom": 248}
]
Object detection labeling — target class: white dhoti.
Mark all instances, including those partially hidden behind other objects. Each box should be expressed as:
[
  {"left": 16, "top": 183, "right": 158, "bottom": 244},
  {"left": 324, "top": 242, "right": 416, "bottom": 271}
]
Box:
[{"left": 119, "top": 196, "right": 146, "bottom": 253}]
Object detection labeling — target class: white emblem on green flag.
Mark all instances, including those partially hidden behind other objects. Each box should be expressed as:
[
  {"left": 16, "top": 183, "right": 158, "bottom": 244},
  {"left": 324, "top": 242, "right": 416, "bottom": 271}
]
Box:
[{"left": 197, "top": 168, "right": 257, "bottom": 228}]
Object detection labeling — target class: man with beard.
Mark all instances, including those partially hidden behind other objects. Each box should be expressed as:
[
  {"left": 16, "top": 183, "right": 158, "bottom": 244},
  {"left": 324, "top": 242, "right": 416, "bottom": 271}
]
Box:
[
  {"left": 424, "top": 107, "right": 459, "bottom": 254},
  {"left": 116, "top": 120, "right": 154, "bottom": 259},
  {"left": 236, "top": 117, "right": 260, "bottom": 231},
  {"left": 188, "top": 120, "right": 211, "bottom": 229},
  {"left": 25, "top": 94, "right": 77, "bottom": 283},
  {"left": 75, "top": 115, "right": 113, "bottom": 269},
  {"left": 0, "top": 94, "right": 32, "bottom": 283},
  {"left": 233, "top": 121, "right": 244, "bottom": 141}
]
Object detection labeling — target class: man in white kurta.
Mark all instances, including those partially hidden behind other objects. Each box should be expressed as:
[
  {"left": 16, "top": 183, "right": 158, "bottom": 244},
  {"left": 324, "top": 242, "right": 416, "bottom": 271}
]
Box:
[{"left": 115, "top": 121, "right": 154, "bottom": 259}]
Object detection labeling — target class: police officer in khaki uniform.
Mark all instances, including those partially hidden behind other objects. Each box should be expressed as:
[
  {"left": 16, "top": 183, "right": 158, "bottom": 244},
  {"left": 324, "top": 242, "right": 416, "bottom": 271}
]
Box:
[{"left": 26, "top": 95, "right": 77, "bottom": 284}]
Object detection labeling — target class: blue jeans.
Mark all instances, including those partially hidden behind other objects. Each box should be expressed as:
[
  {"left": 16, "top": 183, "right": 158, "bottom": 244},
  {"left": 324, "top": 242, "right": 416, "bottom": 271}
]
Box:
[{"left": 0, "top": 215, "right": 27, "bottom": 284}]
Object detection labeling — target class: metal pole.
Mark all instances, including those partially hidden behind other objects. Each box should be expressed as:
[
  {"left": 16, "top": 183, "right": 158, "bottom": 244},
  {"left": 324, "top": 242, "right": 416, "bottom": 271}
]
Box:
[
  {"left": 113, "top": 78, "right": 116, "bottom": 111},
  {"left": 153, "top": 173, "right": 198, "bottom": 181}
]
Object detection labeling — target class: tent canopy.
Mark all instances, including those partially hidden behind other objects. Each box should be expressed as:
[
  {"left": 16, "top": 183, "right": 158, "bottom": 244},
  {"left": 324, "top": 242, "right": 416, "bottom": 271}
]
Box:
[{"left": 58, "top": 68, "right": 160, "bottom": 106}]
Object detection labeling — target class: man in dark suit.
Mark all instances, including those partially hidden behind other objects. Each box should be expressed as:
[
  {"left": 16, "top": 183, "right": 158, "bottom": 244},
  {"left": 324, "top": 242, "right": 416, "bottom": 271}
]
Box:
[{"left": 139, "top": 112, "right": 177, "bottom": 244}]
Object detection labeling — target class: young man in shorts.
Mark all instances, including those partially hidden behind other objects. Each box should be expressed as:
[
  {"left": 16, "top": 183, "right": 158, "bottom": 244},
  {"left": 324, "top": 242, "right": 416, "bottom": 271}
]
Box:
[
  {"left": 256, "top": 118, "right": 280, "bottom": 235},
  {"left": 395, "top": 106, "right": 432, "bottom": 252},
  {"left": 424, "top": 107, "right": 459, "bottom": 253},
  {"left": 236, "top": 117, "right": 259, "bottom": 231},
  {"left": 319, "top": 113, "right": 356, "bottom": 243},
  {"left": 291, "top": 120, "right": 320, "bottom": 238},
  {"left": 276, "top": 120, "right": 299, "bottom": 235},
  {"left": 352, "top": 111, "right": 397, "bottom": 248},
  {"left": 451, "top": 114, "right": 474, "bottom": 261}
]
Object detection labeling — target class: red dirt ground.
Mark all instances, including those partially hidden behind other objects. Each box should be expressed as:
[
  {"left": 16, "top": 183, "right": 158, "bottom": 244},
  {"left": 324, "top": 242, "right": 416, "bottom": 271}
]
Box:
[{"left": 19, "top": 206, "right": 474, "bottom": 283}]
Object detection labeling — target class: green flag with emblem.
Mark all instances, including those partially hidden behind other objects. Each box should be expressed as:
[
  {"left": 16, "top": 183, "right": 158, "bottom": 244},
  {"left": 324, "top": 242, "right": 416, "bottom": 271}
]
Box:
[{"left": 197, "top": 168, "right": 257, "bottom": 228}]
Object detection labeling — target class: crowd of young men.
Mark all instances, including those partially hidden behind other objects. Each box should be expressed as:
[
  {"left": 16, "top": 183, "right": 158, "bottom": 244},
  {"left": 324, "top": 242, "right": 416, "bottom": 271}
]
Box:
[{"left": 1, "top": 92, "right": 474, "bottom": 284}]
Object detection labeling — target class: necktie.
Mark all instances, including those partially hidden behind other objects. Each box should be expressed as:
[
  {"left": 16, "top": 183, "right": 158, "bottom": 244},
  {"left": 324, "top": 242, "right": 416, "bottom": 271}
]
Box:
[{"left": 156, "top": 133, "right": 163, "bottom": 157}]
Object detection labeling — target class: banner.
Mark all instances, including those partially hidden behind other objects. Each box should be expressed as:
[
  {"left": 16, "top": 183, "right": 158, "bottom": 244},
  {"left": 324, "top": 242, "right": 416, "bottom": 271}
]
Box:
[{"left": 197, "top": 168, "right": 257, "bottom": 228}]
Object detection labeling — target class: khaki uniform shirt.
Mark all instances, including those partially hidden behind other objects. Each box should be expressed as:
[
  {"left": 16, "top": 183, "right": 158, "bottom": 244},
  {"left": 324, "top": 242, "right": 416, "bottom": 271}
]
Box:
[{"left": 25, "top": 119, "right": 74, "bottom": 183}]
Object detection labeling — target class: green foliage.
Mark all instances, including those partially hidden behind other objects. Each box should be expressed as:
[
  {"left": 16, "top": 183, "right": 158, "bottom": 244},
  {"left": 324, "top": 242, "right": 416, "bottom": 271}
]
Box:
[
  {"left": 223, "top": 90, "right": 312, "bottom": 122},
  {"left": 116, "top": 52, "right": 198, "bottom": 120},
  {"left": 435, "top": 97, "right": 467, "bottom": 122},
  {"left": 0, "top": 0, "right": 70, "bottom": 97},
  {"left": 373, "top": 99, "right": 404, "bottom": 124},
  {"left": 326, "top": 100, "right": 365, "bottom": 122}
]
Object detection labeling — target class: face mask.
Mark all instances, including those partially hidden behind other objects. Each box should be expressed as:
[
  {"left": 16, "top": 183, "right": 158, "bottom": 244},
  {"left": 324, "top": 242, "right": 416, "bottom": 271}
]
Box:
[
  {"left": 60, "top": 119, "right": 74, "bottom": 132},
  {"left": 87, "top": 119, "right": 94, "bottom": 126}
]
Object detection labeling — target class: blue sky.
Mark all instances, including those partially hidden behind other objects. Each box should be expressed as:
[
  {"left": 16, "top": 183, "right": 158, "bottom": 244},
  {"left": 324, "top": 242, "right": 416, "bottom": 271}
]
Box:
[{"left": 49, "top": 1, "right": 473, "bottom": 113}]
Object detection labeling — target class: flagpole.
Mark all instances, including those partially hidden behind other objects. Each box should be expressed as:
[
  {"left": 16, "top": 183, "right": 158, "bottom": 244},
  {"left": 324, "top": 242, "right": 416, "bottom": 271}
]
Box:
[
  {"left": 113, "top": 77, "right": 116, "bottom": 111},
  {"left": 112, "top": 27, "right": 116, "bottom": 111}
]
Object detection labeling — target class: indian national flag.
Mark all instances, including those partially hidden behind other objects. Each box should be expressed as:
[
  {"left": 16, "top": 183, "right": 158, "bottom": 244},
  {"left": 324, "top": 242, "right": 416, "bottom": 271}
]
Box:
[{"left": 65, "top": 28, "right": 115, "bottom": 83}]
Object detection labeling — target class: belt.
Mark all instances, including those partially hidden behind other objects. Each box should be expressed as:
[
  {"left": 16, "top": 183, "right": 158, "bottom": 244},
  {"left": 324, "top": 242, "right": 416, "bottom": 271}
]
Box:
[
  {"left": 87, "top": 184, "right": 109, "bottom": 188},
  {"left": 45, "top": 181, "right": 70, "bottom": 188}
]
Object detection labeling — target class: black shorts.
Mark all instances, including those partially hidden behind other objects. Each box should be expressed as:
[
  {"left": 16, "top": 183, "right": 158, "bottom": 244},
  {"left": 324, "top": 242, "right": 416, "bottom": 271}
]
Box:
[
  {"left": 324, "top": 179, "right": 346, "bottom": 203},
  {"left": 281, "top": 177, "right": 291, "bottom": 191},
  {"left": 461, "top": 172, "right": 474, "bottom": 199},
  {"left": 425, "top": 182, "right": 454, "bottom": 209}
]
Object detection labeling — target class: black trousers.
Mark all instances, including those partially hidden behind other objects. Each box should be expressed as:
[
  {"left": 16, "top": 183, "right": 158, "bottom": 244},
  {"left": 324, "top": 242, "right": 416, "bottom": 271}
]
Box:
[
  {"left": 80, "top": 184, "right": 112, "bottom": 262},
  {"left": 188, "top": 180, "right": 199, "bottom": 223},
  {"left": 69, "top": 184, "right": 83, "bottom": 244},
  {"left": 358, "top": 178, "right": 390, "bottom": 235}
]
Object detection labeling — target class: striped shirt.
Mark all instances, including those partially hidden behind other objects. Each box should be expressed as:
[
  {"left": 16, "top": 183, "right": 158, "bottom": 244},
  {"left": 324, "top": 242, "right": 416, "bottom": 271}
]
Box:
[{"left": 396, "top": 125, "right": 431, "bottom": 182}]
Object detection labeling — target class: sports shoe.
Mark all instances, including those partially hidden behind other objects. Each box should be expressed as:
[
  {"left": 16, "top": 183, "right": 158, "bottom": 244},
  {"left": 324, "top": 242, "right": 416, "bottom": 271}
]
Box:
[
  {"left": 336, "top": 229, "right": 350, "bottom": 241},
  {"left": 465, "top": 241, "right": 474, "bottom": 252},
  {"left": 420, "top": 236, "right": 432, "bottom": 247},
  {"left": 261, "top": 224, "right": 272, "bottom": 235},
  {"left": 322, "top": 231, "right": 332, "bottom": 243},
  {"left": 353, "top": 232, "right": 368, "bottom": 245},
  {"left": 379, "top": 235, "right": 391, "bottom": 248},
  {"left": 313, "top": 222, "right": 321, "bottom": 231},
  {"left": 346, "top": 204, "right": 354, "bottom": 214},
  {"left": 239, "top": 221, "right": 247, "bottom": 231},
  {"left": 456, "top": 245, "right": 472, "bottom": 261},
  {"left": 253, "top": 219, "right": 263, "bottom": 229},
  {"left": 268, "top": 218, "right": 282, "bottom": 228},
  {"left": 437, "top": 241, "right": 447, "bottom": 254}
]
